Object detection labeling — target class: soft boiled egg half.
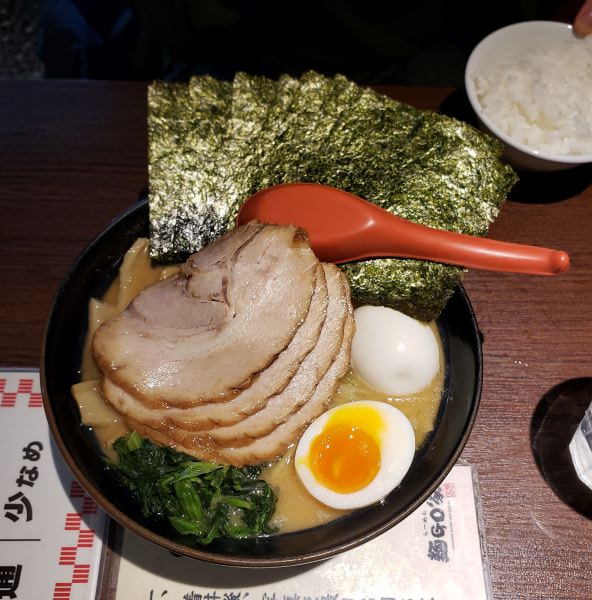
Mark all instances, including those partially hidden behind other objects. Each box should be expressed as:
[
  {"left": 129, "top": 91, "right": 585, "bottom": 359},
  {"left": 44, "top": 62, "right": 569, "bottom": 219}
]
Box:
[
  {"left": 351, "top": 305, "right": 440, "bottom": 396},
  {"left": 295, "top": 400, "right": 415, "bottom": 509}
]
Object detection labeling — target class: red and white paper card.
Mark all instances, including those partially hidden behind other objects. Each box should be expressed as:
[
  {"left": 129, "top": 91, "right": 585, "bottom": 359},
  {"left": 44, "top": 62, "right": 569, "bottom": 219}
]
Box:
[{"left": 0, "top": 370, "right": 106, "bottom": 600}]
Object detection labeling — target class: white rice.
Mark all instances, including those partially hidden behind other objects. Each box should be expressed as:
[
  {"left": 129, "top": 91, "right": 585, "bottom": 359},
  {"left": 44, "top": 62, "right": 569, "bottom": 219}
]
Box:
[{"left": 472, "top": 36, "right": 592, "bottom": 155}]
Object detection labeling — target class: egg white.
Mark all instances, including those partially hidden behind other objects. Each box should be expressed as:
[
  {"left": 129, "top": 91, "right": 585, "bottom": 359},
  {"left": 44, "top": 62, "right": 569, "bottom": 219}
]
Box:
[
  {"left": 351, "top": 305, "right": 440, "bottom": 396},
  {"left": 295, "top": 400, "right": 416, "bottom": 509}
]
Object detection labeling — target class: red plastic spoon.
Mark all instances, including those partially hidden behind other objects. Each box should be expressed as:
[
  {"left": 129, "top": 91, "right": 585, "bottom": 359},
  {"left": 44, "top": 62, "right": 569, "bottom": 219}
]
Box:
[{"left": 237, "top": 183, "right": 569, "bottom": 275}]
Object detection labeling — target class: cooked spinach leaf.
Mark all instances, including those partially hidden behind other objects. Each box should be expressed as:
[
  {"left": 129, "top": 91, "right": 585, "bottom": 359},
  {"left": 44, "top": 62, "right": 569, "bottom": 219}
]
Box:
[{"left": 108, "top": 432, "right": 277, "bottom": 544}]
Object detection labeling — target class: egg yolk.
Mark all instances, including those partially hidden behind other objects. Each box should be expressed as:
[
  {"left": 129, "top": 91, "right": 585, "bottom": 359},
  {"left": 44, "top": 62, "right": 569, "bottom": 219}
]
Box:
[{"left": 308, "top": 424, "right": 381, "bottom": 494}]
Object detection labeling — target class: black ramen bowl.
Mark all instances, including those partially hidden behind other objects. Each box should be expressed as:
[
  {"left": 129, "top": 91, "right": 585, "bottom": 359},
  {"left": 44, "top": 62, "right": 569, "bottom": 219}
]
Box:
[{"left": 42, "top": 198, "right": 482, "bottom": 568}]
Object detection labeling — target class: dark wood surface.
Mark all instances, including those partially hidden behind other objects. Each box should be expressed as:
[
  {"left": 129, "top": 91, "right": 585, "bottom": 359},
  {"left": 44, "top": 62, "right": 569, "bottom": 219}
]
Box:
[{"left": 2, "top": 80, "right": 591, "bottom": 599}]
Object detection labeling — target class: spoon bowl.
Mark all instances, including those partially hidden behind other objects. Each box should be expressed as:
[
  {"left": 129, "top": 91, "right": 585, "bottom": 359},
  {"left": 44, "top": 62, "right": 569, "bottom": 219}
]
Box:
[{"left": 237, "top": 183, "right": 569, "bottom": 275}]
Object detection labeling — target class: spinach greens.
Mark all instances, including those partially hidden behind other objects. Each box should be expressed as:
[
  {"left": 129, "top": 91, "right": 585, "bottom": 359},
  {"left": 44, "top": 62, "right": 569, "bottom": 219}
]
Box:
[{"left": 109, "top": 432, "right": 277, "bottom": 544}]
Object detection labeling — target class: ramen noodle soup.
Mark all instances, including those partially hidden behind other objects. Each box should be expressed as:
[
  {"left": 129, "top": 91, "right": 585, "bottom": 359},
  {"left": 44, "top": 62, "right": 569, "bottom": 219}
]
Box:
[{"left": 73, "top": 237, "right": 445, "bottom": 533}]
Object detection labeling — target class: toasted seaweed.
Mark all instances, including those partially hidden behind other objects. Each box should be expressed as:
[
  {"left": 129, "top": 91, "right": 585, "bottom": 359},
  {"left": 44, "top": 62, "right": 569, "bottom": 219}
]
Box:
[
  {"left": 221, "top": 72, "right": 280, "bottom": 216},
  {"left": 148, "top": 77, "right": 234, "bottom": 261},
  {"left": 256, "top": 71, "right": 334, "bottom": 184},
  {"left": 147, "top": 72, "right": 517, "bottom": 320}
]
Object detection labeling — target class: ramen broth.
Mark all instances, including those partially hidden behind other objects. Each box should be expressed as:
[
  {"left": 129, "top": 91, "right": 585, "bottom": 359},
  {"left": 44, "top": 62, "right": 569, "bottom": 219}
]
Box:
[{"left": 73, "top": 238, "right": 445, "bottom": 533}]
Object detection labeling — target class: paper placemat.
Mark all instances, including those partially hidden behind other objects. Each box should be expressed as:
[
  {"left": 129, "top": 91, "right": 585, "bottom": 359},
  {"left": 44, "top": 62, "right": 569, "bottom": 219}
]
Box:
[
  {"left": 112, "top": 464, "right": 491, "bottom": 600},
  {"left": 0, "top": 370, "right": 107, "bottom": 600}
]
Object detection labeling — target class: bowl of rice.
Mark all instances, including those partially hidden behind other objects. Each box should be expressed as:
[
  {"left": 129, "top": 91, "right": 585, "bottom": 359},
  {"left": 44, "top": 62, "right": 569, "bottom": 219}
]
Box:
[{"left": 465, "top": 21, "right": 592, "bottom": 171}]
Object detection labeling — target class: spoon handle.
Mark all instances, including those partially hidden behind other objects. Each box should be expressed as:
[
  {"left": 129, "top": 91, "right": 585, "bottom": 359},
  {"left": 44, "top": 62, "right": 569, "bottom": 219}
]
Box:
[
  {"left": 366, "top": 212, "right": 569, "bottom": 275},
  {"left": 237, "top": 183, "right": 569, "bottom": 275}
]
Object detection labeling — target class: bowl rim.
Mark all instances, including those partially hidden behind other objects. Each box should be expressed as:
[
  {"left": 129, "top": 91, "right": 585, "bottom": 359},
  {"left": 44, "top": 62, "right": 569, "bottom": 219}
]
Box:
[
  {"left": 465, "top": 20, "right": 592, "bottom": 165},
  {"left": 41, "top": 199, "right": 483, "bottom": 568}
]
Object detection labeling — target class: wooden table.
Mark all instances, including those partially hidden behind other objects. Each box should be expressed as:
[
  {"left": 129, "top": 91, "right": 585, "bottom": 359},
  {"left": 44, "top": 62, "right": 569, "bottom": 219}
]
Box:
[{"left": 1, "top": 80, "right": 591, "bottom": 600}]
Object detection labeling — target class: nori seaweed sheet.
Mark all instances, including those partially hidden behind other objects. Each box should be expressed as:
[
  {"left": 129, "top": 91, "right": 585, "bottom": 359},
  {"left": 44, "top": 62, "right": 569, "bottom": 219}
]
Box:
[
  {"left": 147, "top": 71, "right": 517, "bottom": 321},
  {"left": 148, "top": 77, "right": 234, "bottom": 260}
]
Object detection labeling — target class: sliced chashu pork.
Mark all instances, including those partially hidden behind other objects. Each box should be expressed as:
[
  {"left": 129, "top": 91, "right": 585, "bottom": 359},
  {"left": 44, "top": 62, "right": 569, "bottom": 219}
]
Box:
[
  {"left": 93, "top": 222, "right": 318, "bottom": 407},
  {"left": 224, "top": 293, "right": 355, "bottom": 465},
  {"left": 100, "top": 263, "right": 329, "bottom": 430},
  {"left": 126, "top": 271, "right": 355, "bottom": 466},
  {"left": 123, "top": 263, "right": 347, "bottom": 449},
  {"left": 204, "top": 263, "right": 348, "bottom": 445}
]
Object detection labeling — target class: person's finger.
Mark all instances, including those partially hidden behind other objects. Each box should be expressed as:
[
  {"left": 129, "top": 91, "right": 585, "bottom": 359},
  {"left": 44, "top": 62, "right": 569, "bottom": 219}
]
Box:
[{"left": 574, "top": 0, "right": 592, "bottom": 36}]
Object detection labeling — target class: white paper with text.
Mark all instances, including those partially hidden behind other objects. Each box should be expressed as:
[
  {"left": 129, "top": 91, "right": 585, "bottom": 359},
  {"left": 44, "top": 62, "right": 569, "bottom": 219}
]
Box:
[{"left": 115, "top": 464, "right": 490, "bottom": 600}]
